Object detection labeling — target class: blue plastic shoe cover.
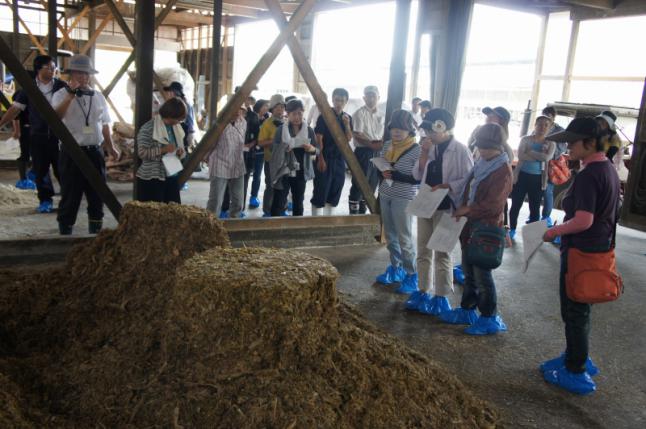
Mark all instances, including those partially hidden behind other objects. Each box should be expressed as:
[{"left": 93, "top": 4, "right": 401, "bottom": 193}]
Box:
[
  {"left": 287, "top": 201, "right": 293, "bottom": 211},
  {"left": 405, "top": 291, "right": 427, "bottom": 310},
  {"left": 181, "top": 182, "right": 189, "bottom": 191},
  {"left": 280, "top": 210, "right": 290, "bottom": 216},
  {"left": 239, "top": 212, "right": 247, "bottom": 218},
  {"left": 543, "top": 367, "right": 596, "bottom": 395},
  {"left": 262, "top": 212, "right": 271, "bottom": 217},
  {"left": 464, "top": 314, "right": 508, "bottom": 335},
  {"left": 439, "top": 308, "right": 478, "bottom": 325},
  {"left": 453, "top": 265, "right": 465, "bottom": 284},
  {"left": 38, "top": 200, "right": 53, "bottom": 213},
  {"left": 542, "top": 216, "right": 554, "bottom": 228},
  {"left": 509, "top": 229, "right": 516, "bottom": 240},
  {"left": 395, "top": 273, "right": 419, "bottom": 294},
  {"left": 539, "top": 353, "right": 599, "bottom": 377},
  {"left": 15, "top": 179, "right": 36, "bottom": 190},
  {"left": 219, "top": 210, "right": 229, "bottom": 219},
  {"left": 419, "top": 295, "right": 452, "bottom": 316},
  {"left": 27, "top": 170, "right": 36, "bottom": 181},
  {"left": 553, "top": 236, "right": 561, "bottom": 245},
  {"left": 376, "top": 265, "right": 399, "bottom": 285},
  {"left": 249, "top": 196, "right": 260, "bottom": 208}
]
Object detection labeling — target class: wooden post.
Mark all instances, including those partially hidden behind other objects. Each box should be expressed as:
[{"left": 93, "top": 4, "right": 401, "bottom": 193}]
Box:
[
  {"left": 178, "top": 0, "right": 318, "bottom": 185},
  {"left": 133, "top": 0, "right": 156, "bottom": 199},
  {"left": 87, "top": 8, "right": 96, "bottom": 61},
  {"left": 48, "top": 0, "right": 57, "bottom": 58},
  {"left": 562, "top": 19, "right": 580, "bottom": 103},
  {"left": 265, "top": 0, "right": 379, "bottom": 214},
  {"left": 383, "top": 0, "right": 412, "bottom": 139},
  {"left": 408, "top": 0, "right": 425, "bottom": 101},
  {"left": 11, "top": 0, "right": 19, "bottom": 55},
  {"left": 210, "top": 0, "right": 223, "bottom": 125},
  {"left": 621, "top": 78, "right": 646, "bottom": 227},
  {"left": 0, "top": 36, "right": 122, "bottom": 218},
  {"left": 529, "top": 13, "right": 548, "bottom": 126}
]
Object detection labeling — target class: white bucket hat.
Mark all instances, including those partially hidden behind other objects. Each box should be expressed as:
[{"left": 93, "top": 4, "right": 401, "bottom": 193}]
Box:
[{"left": 65, "top": 54, "right": 98, "bottom": 74}]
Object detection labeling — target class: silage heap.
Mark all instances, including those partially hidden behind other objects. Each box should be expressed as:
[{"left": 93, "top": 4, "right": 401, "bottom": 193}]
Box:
[{"left": 0, "top": 202, "right": 498, "bottom": 428}]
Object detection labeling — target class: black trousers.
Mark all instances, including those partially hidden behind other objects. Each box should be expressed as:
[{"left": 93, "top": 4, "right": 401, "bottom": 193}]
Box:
[
  {"left": 559, "top": 250, "right": 591, "bottom": 374},
  {"left": 137, "top": 176, "right": 181, "bottom": 204},
  {"left": 509, "top": 171, "right": 543, "bottom": 230},
  {"left": 30, "top": 133, "right": 60, "bottom": 203},
  {"left": 311, "top": 155, "right": 346, "bottom": 208},
  {"left": 17, "top": 125, "right": 31, "bottom": 180},
  {"left": 348, "top": 146, "right": 379, "bottom": 213},
  {"left": 57, "top": 146, "right": 105, "bottom": 226},
  {"left": 272, "top": 172, "right": 306, "bottom": 216}
]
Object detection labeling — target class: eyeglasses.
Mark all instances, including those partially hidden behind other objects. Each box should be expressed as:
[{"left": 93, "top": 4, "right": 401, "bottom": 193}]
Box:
[{"left": 40, "top": 65, "right": 58, "bottom": 72}]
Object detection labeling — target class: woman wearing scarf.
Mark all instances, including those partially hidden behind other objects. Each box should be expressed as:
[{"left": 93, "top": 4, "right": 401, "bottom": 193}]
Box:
[
  {"left": 136, "top": 97, "right": 187, "bottom": 203},
  {"left": 269, "top": 99, "right": 318, "bottom": 216},
  {"left": 440, "top": 123, "right": 512, "bottom": 335},
  {"left": 375, "top": 110, "right": 421, "bottom": 294},
  {"left": 406, "top": 109, "right": 473, "bottom": 315}
]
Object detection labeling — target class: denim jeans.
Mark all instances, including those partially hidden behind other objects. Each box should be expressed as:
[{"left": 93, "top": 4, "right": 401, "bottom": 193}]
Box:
[
  {"left": 559, "top": 250, "right": 591, "bottom": 373},
  {"left": 380, "top": 194, "right": 416, "bottom": 274},
  {"left": 460, "top": 247, "right": 497, "bottom": 317},
  {"left": 250, "top": 151, "right": 265, "bottom": 198},
  {"left": 542, "top": 182, "right": 554, "bottom": 218},
  {"left": 509, "top": 171, "right": 543, "bottom": 230}
]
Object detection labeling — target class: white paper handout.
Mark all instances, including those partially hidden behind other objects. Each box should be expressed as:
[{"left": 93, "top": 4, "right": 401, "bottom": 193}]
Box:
[
  {"left": 162, "top": 152, "right": 183, "bottom": 177},
  {"left": 522, "top": 220, "right": 549, "bottom": 272},
  {"left": 427, "top": 213, "right": 467, "bottom": 253},
  {"left": 406, "top": 184, "right": 449, "bottom": 218},
  {"left": 370, "top": 157, "right": 394, "bottom": 187}
]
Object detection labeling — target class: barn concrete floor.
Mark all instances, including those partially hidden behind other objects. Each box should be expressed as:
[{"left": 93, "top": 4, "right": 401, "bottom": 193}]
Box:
[
  {"left": 305, "top": 224, "right": 646, "bottom": 429},
  {"left": 3, "top": 168, "right": 646, "bottom": 427}
]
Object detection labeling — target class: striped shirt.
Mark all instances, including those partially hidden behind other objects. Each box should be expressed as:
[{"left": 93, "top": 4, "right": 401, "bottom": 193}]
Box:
[
  {"left": 136, "top": 120, "right": 180, "bottom": 181},
  {"left": 378, "top": 140, "right": 421, "bottom": 200},
  {"left": 208, "top": 117, "right": 247, "bottom": 179}
]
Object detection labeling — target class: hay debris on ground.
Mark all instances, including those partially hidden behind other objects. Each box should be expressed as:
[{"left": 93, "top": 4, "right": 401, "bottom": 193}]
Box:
[
  {"left": 0, "top": 184, "right": 39, "bottom": 213},
  {"left": 0, "top": 202, "right": 498, "bottom": 428}
]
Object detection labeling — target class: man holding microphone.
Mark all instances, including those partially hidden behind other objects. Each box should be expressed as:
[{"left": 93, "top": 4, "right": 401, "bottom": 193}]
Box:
[{"left": 53, "top": 54, "right": 119, "bottom": 235}]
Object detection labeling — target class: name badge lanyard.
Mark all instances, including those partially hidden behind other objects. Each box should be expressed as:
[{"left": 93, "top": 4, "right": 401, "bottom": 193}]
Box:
[{"left": 76, "top": 95, "right": 94, "bottom": 127}]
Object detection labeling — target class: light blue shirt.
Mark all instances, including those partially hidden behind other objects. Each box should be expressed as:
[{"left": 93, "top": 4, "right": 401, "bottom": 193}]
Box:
[{"left": 520, "top": 142, "right": 543, "bottom": 175}]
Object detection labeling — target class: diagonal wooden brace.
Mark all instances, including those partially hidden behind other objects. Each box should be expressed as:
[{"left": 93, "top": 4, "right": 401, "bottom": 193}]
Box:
[
  {"left": 0, "top": 36, "right": 122, "bottom": 219},
  {"left": 264, "top": 0, "right": 379, "bottom": 214},
  {"left": 102, "top": 0, "right": 176, "bottom": 98},
  {"left": 178, "top": 0, "right": 318, "bottom": 185}
]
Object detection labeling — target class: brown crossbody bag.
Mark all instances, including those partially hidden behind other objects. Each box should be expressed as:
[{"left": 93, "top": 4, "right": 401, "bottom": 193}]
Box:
[{"left": 566, "top": 208, "right": 623, "bottom": 304}]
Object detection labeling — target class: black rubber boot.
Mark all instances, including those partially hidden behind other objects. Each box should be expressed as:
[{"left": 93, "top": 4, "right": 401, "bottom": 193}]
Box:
[
  {"left": 58, "top": 223, "right": 73, "bottom": 235},
  {"left": 88, "top": 219, "right": 103, "bottom": 235}
]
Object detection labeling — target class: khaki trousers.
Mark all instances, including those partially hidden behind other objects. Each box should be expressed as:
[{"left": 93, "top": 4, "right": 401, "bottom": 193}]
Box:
[{"left": 416, "top": 210, "right": 453, "bottom": 295}]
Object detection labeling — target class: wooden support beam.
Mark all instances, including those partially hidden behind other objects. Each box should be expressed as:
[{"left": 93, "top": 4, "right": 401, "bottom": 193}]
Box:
[
  {"left": 3, "top": 0, "right": 47, "bottom": 55},
  {"left": 209, "top": 0, "right": 223, "bottom": 125},
  {"left": 133, "top": 0, "right": 156, "bottom": 199},
  {"left": 621, "top": 78, "right": 646, "bottom": 228},
  {"left": 383, "top": 0, "right": 412, "bottom": 138},
  {"left": 11, "top": 0, "right": 19, "bottom": 54},
  {"left": 178, "top": 0, "right": 318, "bottom": 185},
  {"left": 408, "top": 0, "right": 425, "bottom": 101},
  {"left": 104, "top": 0, "right": 136, "bottom": 47},
  {"left": 101, "top": 0, "right": 178, "bottom": 98},
  {"left": 80, "top": 15, "right": 113, "bottom": 55},
  {"left": 48, "top": 0, "right": 57, "bottom": 58},
  {"left": 264, "top": 0, "right": 379, "bottom": 214},
  {"left": 561, "top": 19, "right": 580, "bottom": 103},
  {"left": 0, "top": 36, "right": 122, "bottom": 218},
  {"left": 562, "top": 0, "right": 614, "bottom": 10},
  {"left": 529, "top": 14, "right": 548, "bottom": 126}
]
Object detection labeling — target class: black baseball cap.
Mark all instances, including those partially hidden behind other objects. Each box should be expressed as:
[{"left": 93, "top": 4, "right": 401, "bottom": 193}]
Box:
[
  {"left": 421, "top": 108, "right": 455, "bottom": 131},
  {"left": 163, "top": 81, "right": 184, "bottom": 97},
  {"left": 548, "top": 117, "right": 598, "bottom": 143},
  {"left": 482, "top": 106, "right": 511, "bottom": 124}
]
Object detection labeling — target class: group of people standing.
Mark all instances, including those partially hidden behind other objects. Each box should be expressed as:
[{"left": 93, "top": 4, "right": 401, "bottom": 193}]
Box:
[
  {"left": 196, "top": 85, "right": 387, "bottom": 219},
  {"left": 373, "top": 102, "right": 621, "bottom": 396}
]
